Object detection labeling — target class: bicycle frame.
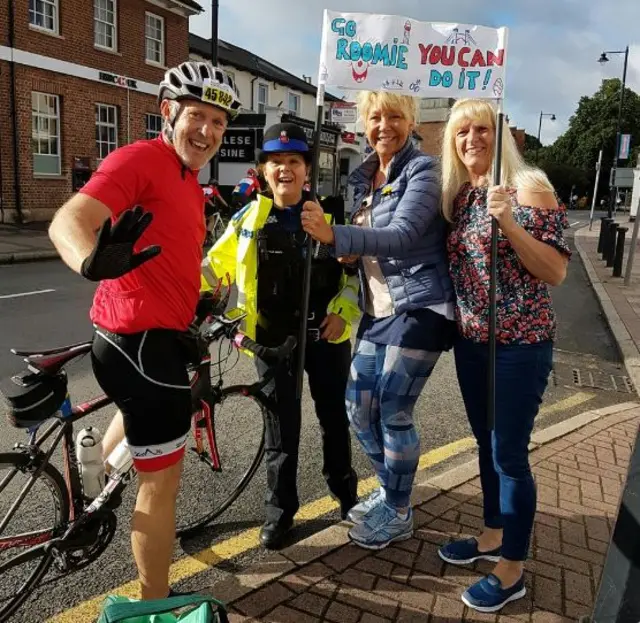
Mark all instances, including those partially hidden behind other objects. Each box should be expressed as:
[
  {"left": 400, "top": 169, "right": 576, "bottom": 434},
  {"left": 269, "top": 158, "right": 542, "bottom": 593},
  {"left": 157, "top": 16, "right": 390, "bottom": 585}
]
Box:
[
  {"left": 1, "top": 294, "right": 292, "bottom": 561},
  {"left": 0, "top": 352, "right": 223, "bottom": 552},
  {"left": 0, "top": 393, "right": 111, "bottom": 552}
]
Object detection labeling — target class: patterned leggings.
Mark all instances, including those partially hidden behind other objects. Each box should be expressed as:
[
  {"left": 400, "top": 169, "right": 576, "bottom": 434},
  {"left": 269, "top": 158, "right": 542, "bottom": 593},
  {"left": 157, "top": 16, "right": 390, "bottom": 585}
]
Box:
[{"left": 346, "top": 339, "right": 441, "bottom": 508}]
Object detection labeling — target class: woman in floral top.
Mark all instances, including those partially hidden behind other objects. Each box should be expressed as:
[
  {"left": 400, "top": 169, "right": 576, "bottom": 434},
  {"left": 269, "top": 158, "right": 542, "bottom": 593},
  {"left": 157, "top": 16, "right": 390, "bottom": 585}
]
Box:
[{"left": 438, "top": 98, "right": 571, "bottom": 613}]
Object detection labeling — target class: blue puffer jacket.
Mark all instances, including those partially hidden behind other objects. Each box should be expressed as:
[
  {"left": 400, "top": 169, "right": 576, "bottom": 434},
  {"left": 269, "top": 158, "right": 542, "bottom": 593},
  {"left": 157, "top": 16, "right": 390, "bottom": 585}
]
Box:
[{"left": 333, "top": 139, "right": 454, "bottom": 314}]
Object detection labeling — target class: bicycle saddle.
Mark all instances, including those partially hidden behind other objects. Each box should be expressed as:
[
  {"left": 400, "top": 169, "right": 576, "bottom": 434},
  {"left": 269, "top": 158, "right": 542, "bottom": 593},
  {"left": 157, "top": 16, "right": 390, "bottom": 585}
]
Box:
[{"left": 12, "top": 341, "right": 93, "bottom": 375}]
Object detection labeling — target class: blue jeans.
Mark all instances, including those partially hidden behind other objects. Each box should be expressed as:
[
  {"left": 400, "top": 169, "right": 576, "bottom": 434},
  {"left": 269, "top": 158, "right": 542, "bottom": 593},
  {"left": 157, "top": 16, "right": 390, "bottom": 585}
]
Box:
[
  {"left": 346, "top": 339, "right": 440, "bottom": 508},
  {"left": 454, "top": 338, "right": 553, "bottom": 561}
]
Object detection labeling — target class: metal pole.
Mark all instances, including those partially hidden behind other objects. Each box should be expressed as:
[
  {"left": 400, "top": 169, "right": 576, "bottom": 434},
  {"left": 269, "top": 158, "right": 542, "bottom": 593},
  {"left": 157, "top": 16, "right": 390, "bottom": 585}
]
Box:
[
  {"left": 210, "top": 0, "right": 219, "bottom": 183},
  {"left": 535, "top": 111, "right": 542, "bottom": 162},
  {"left": 126, "top": 85, "right": 131, "bottom": 144},
  {"left": 624, "top": 199, "right": 640, "bottom": 286},
  {"left": 296, "top": 103, "right": 324, "bottom": 401},
  {"left": 210, "top": 0, "right": 218, "bottom": 64},
  {"left": 608, "top": 46, "right": 629, "bottom": 219},
  {"left": 589, "top": 150, "right": 603, "bottom": 230},
  {"left": 488, "top": 108, "right": 504, "bottom": 431}
]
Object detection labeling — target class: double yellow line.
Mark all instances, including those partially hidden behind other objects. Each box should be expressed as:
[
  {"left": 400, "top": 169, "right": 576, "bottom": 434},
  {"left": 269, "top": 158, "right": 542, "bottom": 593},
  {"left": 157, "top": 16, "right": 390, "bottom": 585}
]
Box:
[{"left": 47, "top": 391, "right": 595, "bottom": 622}]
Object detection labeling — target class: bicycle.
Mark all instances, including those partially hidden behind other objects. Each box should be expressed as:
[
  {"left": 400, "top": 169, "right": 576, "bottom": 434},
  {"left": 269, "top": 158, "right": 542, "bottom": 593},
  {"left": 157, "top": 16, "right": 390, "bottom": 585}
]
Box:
[
  {"left": 203, "top": 182, "right": 231, "bottom": 247},
  {"left": 0, "top": 297, "right": 296, "bottom": 621}
]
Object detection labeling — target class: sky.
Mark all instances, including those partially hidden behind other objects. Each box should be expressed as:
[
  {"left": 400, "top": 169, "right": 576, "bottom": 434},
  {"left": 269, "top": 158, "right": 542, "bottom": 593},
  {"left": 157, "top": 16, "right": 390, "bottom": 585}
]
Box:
[{"left": 190, "top": 1, "right": 640, "bottom": 147}]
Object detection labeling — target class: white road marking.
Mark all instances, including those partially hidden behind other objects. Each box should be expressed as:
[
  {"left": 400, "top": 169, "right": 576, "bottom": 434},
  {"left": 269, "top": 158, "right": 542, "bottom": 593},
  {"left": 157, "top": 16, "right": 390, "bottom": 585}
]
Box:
[
  {"left": 0, "top": 288, "right": 56, "bottom": 300},
  {"left": 570, "top": 221, "right": 581, "bottom": 227}
]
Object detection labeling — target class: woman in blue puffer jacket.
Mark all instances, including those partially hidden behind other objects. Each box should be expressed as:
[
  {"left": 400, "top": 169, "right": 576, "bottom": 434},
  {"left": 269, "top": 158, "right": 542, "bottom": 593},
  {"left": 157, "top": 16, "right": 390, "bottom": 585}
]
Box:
[{"left": 302, "top": 90, "right": 456, "bottom": 550}]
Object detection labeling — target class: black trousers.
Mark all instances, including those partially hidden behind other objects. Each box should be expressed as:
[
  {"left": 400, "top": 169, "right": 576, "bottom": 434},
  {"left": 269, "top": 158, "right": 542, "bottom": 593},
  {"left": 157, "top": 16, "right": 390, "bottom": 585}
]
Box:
[{"left": 256, "top": 327, "right": 358, "bottom": 524}]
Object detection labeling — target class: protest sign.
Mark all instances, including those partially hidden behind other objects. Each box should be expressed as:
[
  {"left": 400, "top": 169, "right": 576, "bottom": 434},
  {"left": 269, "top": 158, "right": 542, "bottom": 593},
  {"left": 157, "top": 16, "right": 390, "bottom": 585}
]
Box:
[{"left": 318, "top": 11, "right": 508, "bottom": 99}]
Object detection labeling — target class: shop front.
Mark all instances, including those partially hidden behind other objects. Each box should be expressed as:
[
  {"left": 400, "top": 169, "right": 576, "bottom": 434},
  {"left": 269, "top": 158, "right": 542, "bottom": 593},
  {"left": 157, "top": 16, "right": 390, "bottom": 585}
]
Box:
[
  {"left": 205, "top": 110, "right": 363, "bottom": 204},
  {"left": 198, "top": 113, "right": 265, "bottom": 200},
  {"left": 279, "top": 113, "right": 341, "bottom": 198}
]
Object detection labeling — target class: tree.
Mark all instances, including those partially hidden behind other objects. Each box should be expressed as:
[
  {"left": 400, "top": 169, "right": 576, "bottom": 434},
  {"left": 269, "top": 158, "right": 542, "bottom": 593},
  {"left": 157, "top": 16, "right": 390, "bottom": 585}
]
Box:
[
  {"left": 524, "top": 133, "right": 542, "bottom": 152},
  {"left": 538, "top": 161, "right": 591, "bottom": 204},
  {"left": 550, "top": 79, "right": 640, "bottom": 199}
]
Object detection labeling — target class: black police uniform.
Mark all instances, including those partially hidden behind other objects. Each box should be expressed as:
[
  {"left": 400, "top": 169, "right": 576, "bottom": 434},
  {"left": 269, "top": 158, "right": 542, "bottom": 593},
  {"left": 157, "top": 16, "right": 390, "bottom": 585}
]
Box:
[{"left": 255, "top": 192, "right": 358, "bottom": 530}]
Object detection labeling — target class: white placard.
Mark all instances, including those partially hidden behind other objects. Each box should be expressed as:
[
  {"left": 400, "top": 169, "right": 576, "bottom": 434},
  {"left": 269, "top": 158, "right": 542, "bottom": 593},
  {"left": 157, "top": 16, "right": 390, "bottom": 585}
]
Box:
[{"left": 318, "top": 11, "right": 508, "bottom": 99}]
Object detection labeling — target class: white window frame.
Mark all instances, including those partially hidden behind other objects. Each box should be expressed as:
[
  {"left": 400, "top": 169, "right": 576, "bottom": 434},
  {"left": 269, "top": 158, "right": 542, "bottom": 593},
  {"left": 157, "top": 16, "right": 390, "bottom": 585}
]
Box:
[
  {"left": 145, "top": 12, "right": 165, "bottom": 67},
  {"left": 29, "top": 0, "right": 59, "bottom": 35},
  {"left": 145, "top": 113, "right": 162, "bottom": 140},
  {"left": 287, "top": 91, "right": 301, "bottom": 117},
  {"left": 96, "top": 104, "right": 118, "bottom": 161},
  {"left": 94, "top": 0, "right": 117, "bottom": 52},
  {"left": 257, "top": 82, "right": 269, "bottom": 115},
  {"left": 31, "top": 92, "right": 61, "bottom": 176}
]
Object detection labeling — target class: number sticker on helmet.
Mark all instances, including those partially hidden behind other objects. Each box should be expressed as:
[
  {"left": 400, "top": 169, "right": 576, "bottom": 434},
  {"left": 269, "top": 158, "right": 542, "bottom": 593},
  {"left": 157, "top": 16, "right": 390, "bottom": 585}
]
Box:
[{"left": 202, "top": 81, "right": 233, "bottom": 109}]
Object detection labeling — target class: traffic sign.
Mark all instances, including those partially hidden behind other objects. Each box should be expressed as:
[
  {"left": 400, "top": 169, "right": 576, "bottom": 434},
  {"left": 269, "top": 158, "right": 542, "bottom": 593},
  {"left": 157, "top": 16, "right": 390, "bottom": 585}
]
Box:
[{"left": 613, "top": 167, "right": 635, "bottom": 188}]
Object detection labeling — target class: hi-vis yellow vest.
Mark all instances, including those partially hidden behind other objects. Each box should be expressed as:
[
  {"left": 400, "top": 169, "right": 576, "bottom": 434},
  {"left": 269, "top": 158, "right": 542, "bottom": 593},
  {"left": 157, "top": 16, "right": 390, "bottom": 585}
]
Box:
[{"left": 200, "top": 194, "right": 360, "bottom": 344}]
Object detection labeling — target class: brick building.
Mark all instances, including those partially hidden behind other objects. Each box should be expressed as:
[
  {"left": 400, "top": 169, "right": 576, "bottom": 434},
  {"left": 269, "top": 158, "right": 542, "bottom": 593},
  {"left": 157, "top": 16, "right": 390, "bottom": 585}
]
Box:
[
  {"left": 415, "top": 98, "right": 527, "bottom": 158},
  {"left": 0, "top": 0, "right": 202, "bottom": 223}
]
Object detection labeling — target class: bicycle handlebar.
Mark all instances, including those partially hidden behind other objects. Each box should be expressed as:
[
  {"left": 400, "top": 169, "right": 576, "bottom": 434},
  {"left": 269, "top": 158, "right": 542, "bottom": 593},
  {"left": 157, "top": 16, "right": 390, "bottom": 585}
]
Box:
[{"left": 232, "top": 333, "right": 296, "bottom": 364}]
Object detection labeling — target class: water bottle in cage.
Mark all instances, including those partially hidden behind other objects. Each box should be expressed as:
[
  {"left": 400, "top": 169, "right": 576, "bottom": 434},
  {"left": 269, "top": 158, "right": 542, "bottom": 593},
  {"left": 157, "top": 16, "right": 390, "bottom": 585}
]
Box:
[{"left": 76, "top": 427, "right": 105, "bottom": 499}]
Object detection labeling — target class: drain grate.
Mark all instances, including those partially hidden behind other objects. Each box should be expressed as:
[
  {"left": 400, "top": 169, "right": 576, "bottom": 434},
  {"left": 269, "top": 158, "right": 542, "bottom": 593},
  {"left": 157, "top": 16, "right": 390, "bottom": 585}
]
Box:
[
  {"left": 568, "top": 367, "right": 634, "bottom": 394},
  {"left": 550, "top": 351, "right": 636, "bottom": 395}
]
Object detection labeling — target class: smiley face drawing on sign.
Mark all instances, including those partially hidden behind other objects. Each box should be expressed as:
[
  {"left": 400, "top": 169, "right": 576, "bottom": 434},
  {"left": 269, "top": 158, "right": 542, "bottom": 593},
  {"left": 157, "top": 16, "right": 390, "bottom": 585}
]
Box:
[{"left": 350, "top": 43, "right": 371, "bottom": 84}]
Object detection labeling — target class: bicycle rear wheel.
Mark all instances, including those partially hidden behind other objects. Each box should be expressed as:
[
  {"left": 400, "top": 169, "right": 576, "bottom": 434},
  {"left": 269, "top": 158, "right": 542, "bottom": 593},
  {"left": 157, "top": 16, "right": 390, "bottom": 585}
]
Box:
[
  {"left": 175, "top": 386, "right": 267, "bottom": 536},
  {"left": 0, "top": 452, "right": 69, "bottom": 621}
]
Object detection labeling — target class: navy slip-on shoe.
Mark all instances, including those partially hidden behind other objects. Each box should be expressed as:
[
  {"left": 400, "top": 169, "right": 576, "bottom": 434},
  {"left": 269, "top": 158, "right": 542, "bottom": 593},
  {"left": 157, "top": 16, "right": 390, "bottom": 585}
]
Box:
[
  {"left": 462, "top": 573, "right": 526, "bottom": 613},
  {"left": 438, "top": 537, "right": 502, "bottom": 565}
]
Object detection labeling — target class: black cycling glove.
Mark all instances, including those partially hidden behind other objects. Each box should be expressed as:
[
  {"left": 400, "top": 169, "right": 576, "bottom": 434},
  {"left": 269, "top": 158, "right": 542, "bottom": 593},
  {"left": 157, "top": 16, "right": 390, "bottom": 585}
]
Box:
[{"left": 80, "top": 206, "right": 161, "bottom": 281}]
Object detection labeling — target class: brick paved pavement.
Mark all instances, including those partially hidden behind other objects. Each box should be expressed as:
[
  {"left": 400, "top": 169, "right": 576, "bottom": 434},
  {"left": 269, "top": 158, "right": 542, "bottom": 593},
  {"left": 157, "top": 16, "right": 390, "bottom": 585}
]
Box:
[{"left": 204, "top": 403, "right": 640, "bottom": 623}]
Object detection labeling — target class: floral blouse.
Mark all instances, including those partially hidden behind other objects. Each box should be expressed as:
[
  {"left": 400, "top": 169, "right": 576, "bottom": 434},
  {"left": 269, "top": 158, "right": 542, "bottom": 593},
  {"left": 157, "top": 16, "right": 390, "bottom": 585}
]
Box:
[{"left": 447, "top": 183, "right": 571, "bottom": 345}]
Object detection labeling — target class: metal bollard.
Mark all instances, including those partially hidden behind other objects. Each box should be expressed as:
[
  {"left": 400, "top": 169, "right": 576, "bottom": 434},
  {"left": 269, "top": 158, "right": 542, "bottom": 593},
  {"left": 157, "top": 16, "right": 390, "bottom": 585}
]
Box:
[
  {"left": 613, "top": 227, "right": 628, "bottom": 277},
  {"left": 597, "top": 216, "right": 609, "bottom": 254},
  {"left": 600, "top": 217, "right": 613, "bottom": 259},
  {"left": 605, "top": 221, "right": 619, "bottom": 267}
]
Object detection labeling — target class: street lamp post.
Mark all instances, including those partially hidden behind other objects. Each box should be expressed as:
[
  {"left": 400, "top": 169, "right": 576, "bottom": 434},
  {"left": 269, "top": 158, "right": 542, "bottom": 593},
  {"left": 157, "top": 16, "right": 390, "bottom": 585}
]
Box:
[
  {"left": 210, "top": 0, "right": 219, "bottom": 182},
  {"left": 598, "top": 46, "right": 630, "bottom": 219},
  {"left": 210, "top": 0, "right": 218, "bottom": 64},
  {"left": 536, "top": 111, "right": 556, "bottom": 162}
]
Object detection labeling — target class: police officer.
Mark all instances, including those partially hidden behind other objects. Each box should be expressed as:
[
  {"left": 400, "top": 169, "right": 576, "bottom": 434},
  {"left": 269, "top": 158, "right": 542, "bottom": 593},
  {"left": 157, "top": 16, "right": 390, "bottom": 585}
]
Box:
[{"left": 201, "top": 123, "right": 360, "bottom": 549}]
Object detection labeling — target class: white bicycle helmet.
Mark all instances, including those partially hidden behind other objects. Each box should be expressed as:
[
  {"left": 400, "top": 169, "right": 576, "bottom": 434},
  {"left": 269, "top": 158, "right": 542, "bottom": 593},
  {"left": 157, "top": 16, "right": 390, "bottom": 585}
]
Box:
[{"left": 158, "top": 61, "right": 242, "bottom": 119}]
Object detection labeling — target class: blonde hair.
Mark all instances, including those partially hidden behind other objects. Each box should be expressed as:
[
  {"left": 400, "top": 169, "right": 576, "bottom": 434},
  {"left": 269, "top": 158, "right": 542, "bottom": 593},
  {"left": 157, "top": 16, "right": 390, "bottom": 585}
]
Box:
[
  {"left": 441, "top": 98, "right": 554, "bottom": 222},
  {"left": 356, "top": 90, "right": 420, "bottom": 126}
]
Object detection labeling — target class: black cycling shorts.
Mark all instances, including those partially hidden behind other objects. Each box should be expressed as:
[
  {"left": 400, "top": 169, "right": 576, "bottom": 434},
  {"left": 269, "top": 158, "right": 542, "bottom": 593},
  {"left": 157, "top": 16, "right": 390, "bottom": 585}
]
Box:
[{"left": 91, "top": 326, "right": 192, "bottom": 472}]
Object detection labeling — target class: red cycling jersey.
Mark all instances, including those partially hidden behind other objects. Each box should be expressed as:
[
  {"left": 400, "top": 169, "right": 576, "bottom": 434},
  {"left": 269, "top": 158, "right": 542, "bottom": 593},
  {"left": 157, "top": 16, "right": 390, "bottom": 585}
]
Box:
[{"left": 81, "top": 137, "right": 206, "bottom": 334}]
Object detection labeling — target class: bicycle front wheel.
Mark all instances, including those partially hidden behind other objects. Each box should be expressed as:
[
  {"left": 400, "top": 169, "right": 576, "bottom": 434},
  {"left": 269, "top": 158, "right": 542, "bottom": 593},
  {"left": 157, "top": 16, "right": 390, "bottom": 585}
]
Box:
[
  {"left": 0, "top": 452, "right": 69, "bottom": 621},
  {"left": 175, "top": 386, "right": 267, "bottom": 536}
]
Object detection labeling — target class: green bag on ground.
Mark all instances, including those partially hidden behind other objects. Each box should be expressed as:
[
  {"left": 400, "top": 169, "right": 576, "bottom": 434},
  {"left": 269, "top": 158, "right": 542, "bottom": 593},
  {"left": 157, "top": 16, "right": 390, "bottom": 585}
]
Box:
[{"left": 97, "top": 594, "right": 229, "bottom": 623}]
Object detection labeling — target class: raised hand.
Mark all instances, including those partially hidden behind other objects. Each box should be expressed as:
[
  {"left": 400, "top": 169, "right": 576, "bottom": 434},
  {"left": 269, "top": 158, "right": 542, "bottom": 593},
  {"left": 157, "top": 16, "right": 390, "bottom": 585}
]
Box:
[{"left": 80, "top": 206, "right": 161, "bottom": 281}]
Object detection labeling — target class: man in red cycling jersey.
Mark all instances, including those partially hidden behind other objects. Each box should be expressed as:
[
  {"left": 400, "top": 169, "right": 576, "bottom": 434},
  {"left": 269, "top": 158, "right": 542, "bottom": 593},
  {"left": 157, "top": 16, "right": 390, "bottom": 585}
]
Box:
[
  {"left": 48, "top": 61, "right": 242, "bottom": 600},
  {"left": 231, "top": 167, "right": 262, "bottom": 209}
]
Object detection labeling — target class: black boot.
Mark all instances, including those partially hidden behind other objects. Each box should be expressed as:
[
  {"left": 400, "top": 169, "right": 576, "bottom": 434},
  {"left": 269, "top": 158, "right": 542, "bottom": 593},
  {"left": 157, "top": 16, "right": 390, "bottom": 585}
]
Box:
[
  {"left": 339, "top": 495, "right": 359, "bottom": 521},
  {"left": 259, "top": 517, "right": 294, "bottom": 550}
]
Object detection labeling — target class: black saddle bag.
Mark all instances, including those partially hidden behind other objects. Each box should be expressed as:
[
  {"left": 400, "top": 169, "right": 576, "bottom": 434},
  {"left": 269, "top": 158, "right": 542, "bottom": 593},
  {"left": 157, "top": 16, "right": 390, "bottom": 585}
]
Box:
[{"left": 0, "top": 369, "right": 68, "bottom": 428}]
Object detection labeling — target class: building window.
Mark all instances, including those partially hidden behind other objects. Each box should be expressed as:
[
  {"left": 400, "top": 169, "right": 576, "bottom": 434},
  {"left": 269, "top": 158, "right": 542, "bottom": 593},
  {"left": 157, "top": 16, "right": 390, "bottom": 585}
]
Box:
[
  {"left": 145, "top": 114, "right": 162, "bottom": 139},
  {"left": 288, "top": 92, "right": 301, "bottom": 116},
  {"left": 29, "top": 0, "right": 59, "bottom": 34},
  {"left": 257, "top": 83, "right": 268, "bottom": 114},
  {"left": 94, "top": 0, "right": 117, "bottom": 50},
  {"left": 32, "top": 92, "right": 61, "bottom": 176},
  {"left": 145, "top": 13, "right": 165, "bottom": 65},
  {"left": 96, "top": 104, "right": 118, "bottom": 160}
]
